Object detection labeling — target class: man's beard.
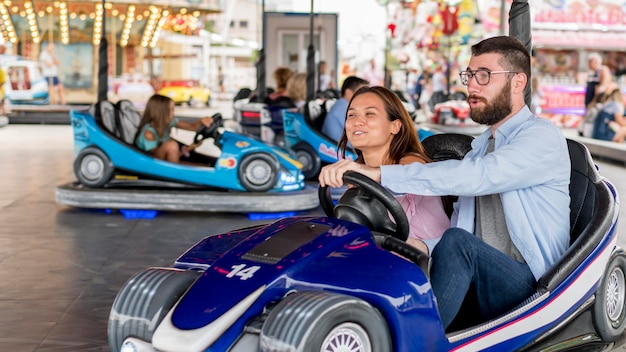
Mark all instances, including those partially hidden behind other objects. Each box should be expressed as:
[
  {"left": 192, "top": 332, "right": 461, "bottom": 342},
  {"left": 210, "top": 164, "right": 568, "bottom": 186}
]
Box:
[{"left": 469, "top": 80, "right": 513, "bottom": 126}]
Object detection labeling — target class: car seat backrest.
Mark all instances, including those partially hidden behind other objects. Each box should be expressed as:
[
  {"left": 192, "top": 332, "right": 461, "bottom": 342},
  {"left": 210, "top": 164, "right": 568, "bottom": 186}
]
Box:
[
  {"left": 306, "top": 99, "right": 323, "bottom": 123},
  {"left": 538, "top": 138, "right": 615, "bottom": 292},
  {"left": 89, "top": 100, "right": 115, "bottom": 131},
  {"left": 90, "top": 100, "right": 142, "bottom": 145},
  {"left": 233, "top": 87, "right": 252, "bottom": 102},
  {"left": 420, "top": 133, "right": 474, "bottom": 218},
  {"left": 324, "top": 98, "right": 337, "bottom": 113},
  {"left": 268, "top": 96, "right": 296, "bottom": 109},
  {"left": 567, "top": 138, "right": 602, "bottom": 242},
  {"left": 305, "top": 98, "right": 332, "bottom": 132}
]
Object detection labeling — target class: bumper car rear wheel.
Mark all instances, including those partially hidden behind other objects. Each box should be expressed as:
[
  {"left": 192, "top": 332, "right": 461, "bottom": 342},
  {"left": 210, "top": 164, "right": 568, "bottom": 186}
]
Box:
[
  {"left": 594, "top": 252, "right": 626, "bottom": 342},
  {"left": 73, "top": 147, "right": 114, "bottom": 188},
  {"left": 292, "top": 142, "right": 321, "bottom": 180}
]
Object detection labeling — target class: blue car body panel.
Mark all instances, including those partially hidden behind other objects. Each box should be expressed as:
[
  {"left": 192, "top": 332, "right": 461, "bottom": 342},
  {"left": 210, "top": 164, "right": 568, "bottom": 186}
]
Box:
[
  {"left": 173, "top": 216, "right": 447, "bottom": 351},
  {"left": 111, "top": 133, "right": 623, "bottom": 352},
  {"left": 70, "top": 109, "right": 304, "bottom": 192},
  {"left": 160, "top": 181, "right": 620, "bottom": 351},
  {"left": 282, "top": 109, "right": 356, "bottom": 163}
]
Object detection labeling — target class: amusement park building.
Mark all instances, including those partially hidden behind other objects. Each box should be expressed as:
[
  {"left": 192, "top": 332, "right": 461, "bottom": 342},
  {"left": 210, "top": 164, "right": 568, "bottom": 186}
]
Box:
[{"left": 0, "top": 0, "right": 223, "bottom": 103}]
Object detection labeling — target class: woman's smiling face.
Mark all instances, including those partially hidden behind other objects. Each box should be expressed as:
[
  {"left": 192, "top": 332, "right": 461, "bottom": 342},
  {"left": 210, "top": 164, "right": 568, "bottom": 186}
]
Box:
[{"left": 345, "top": 92, "right": 400, "bottom": 160}]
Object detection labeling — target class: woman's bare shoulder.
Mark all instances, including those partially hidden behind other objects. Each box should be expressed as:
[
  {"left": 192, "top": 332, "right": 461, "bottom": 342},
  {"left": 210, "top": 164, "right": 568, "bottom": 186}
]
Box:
[{"left": 399, "top": 153, "right": 427, "bottom": 165}]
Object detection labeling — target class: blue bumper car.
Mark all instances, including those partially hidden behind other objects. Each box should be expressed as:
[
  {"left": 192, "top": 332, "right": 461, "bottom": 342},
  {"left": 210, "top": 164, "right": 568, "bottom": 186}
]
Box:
[
  {"left": 233, "top": 99, "right": 356, "bottom": 180},
  {"left": 70, "top": 109, "right": 305, "bottom": 193},
  {"left": 282, "top": 106, "right": 357, "bottom": 180},
  {"left": 59, "top": 108, "right": 318, "bottom": 212},
  {"left": 107, "top": 134, "right": 625, "bottom": 352}
]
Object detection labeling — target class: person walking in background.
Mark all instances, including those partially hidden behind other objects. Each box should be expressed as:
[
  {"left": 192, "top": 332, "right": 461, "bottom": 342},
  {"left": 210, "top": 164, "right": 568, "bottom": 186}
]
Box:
[
  {"left": 321, "top": 76, "right": 369, "bottom": 143},
  {"left": 0, "top": 44, "right": 7, "bottom": 116},
  {"left": 591, "top": 84, "right": 625, "bottom": 142},
  {"left": 428, "top": 64, "right": 448, "bottom": 111},
  {"left": 585, "top": 52, "right": 612, "bottom": 110},
  {"left": 217, "top": 66, "right": 226, "bottom": 100},
  {"left": 609, "top": 91, "right": 626, "bottom": 143},
  {"left": 317, "top": 61, "right": 335, "bottom": 93},
  {"left": 39, "top": 43, "right": 66, "bottom": 105},
  {"left": 412, "top": 69, "right": 426, "bottom": 110},
  {"left": 361, "top": 59, "right": 384, "bottom": 87}
]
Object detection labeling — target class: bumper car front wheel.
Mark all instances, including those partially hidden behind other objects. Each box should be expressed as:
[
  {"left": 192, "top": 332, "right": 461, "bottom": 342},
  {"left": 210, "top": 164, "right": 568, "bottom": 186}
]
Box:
[
  {"left": 238, "top": 153, "right": 278, "bottom": 192},
  {"left": 260, "top": 291, "right": 391, "bottom": 352},
  {"left": 108, "top": 268, "right": 200, "bottom": 352}
]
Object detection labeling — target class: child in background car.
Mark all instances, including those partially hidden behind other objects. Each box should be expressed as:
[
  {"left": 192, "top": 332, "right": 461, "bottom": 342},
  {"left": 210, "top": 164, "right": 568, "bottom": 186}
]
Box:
[{"left": 134, "top": 94, "right": 213, "bottom": 163}]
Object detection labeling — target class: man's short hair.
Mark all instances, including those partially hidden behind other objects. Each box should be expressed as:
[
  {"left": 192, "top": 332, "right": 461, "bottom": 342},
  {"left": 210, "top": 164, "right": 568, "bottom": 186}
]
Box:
[
  {"left": 341, "top": 76, "right": 369, "bottom": 97},
  {"left": 471, "top": 36, "right": 531, "bottom": 86}
]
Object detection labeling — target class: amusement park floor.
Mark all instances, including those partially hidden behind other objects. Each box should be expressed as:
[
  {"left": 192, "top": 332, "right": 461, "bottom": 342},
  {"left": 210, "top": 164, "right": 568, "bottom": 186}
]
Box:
[
  {"left": 0, "top": 99, "right": 317, "bottom": 351},
  {"left": 2, "top": 99, "right": 626, "bottom": 351}
]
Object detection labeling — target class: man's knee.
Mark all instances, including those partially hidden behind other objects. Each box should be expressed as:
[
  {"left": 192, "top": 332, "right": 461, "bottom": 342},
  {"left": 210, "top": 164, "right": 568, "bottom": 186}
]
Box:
[{"left": 432, "top": 228, "right": 473, "bottom": 258}]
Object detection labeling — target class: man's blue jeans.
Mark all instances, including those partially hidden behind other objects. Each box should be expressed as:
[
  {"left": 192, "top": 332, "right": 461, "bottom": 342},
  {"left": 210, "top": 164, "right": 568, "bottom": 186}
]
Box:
[{"left": 430, "top": 227, "right": 537, "bottom": 330}]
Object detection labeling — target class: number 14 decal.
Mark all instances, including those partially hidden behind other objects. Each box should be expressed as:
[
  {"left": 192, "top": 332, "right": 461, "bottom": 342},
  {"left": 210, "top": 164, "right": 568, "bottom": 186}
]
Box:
[{"left": 226, "top": 264, "right": 261, "bottom": 280}]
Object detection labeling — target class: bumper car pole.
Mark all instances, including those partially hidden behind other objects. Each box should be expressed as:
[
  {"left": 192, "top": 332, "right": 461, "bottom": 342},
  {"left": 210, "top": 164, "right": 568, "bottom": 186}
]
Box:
[{"left": 508, "top": 0, "right": 532, "bottom": 107}]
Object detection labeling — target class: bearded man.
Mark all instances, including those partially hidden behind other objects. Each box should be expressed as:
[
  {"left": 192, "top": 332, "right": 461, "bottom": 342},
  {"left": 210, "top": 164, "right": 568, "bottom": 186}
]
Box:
[{"left": 317, "top": 36, "right": 571, "bottom": 330}]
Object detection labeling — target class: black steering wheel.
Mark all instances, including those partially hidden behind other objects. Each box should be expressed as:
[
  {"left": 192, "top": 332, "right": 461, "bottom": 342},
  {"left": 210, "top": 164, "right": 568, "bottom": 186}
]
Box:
[
  {"left": 318, "top": 171, "right": 409, "bottom": 242},
  {"left": 318, "top": 171, "right": 430, "bottom": 273},
  {"left": 194, "top": 113, "right": 223, "bottom": 144}
]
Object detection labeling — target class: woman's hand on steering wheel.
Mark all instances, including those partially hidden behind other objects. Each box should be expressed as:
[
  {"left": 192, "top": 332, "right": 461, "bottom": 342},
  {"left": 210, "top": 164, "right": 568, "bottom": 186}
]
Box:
[
  {"left": 319, "top": 171, "right": 431, "bottom": 272},
  {"left": 318, "top": 159, "right": 382, "bottom": 188},
  {"left": 318, "top": 171, "right": 409, "bottom": 242}
]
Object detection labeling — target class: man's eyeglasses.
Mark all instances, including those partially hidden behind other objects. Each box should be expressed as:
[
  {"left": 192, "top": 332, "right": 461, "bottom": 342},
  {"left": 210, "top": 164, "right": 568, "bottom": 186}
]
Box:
[{"left": 459, "top": 70, "right": 518, "bottom": 86}]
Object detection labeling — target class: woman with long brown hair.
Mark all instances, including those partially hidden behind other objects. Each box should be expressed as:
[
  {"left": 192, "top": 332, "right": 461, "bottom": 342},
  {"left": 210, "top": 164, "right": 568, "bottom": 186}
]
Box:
[{"left": 337, "top": 86, "right": 449, "bottom": 254}]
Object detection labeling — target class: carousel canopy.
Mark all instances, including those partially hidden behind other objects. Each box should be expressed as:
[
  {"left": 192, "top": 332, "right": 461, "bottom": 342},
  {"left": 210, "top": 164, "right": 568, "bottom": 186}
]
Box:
[{"left": 0, "top": 0, "right": 221, "bottom": 47}]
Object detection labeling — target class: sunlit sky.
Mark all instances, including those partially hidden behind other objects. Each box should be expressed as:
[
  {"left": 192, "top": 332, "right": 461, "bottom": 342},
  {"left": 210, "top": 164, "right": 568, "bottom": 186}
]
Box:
[
  {"left": 289, "top": 0, "right": 388, "bottom": 61},
  {"left": 291, "top": 0, "right": 387, "bottom": 40}
]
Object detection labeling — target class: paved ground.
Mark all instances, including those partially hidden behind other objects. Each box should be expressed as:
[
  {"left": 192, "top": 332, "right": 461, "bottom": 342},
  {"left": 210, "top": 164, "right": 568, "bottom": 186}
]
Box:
[
  {"left": 0, "top": 102, "right": 323, "bottom": 351},
  {"left": 2, "top": 103, "right": 626, "bottom": 350}
]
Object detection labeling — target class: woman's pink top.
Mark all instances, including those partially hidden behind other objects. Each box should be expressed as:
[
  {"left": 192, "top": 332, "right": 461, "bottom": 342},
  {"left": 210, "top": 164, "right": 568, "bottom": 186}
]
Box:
[{"left": 394, "top": 194, "right": 450, "bottom": 241}]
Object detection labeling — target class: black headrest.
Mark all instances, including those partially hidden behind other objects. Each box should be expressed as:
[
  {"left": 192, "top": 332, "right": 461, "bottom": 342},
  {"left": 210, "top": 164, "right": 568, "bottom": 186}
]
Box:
[
  {"left": 267, "top": 96, "right": 296, "bottom": 109},
  {"left": 421, "top": 133, "right": 474, "bottom": 161}
]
